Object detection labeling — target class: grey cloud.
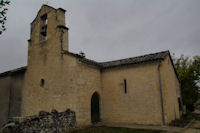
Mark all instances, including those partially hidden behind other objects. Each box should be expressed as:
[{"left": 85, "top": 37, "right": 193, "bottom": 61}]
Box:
[{"left": 0, "top": 0, "right": 200, "bottom": 73}]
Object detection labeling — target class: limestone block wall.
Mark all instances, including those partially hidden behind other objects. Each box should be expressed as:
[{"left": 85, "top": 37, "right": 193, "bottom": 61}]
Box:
[
  {"left": 21, "top": 53, "right": 101, "bottom": 126},
  {"left": 21, "top": 5, "right": 73, "bottom": 118},
  {"left": 74, "top": 60, "right": 102, "bottom": 126},
  {"left": 101, "top": 63, "right": 163, "bottom": 125},
  {"left": 28, "top": 6, "right": 66, "bottom": 68},
  {"left": 21, "top": 5, "right": 102, "bottom": 127},
  {"left": 160, "top": 56, "right": 181, "bottom": 123},
  {"left": 9, "top": 72, "right": 25, "bottom": 118},
  {"left": 0, "top": 76, "right": 11, "bottom": 127},
  {"left": 0, "top": 70, "right": 25, "bottom": 127}
]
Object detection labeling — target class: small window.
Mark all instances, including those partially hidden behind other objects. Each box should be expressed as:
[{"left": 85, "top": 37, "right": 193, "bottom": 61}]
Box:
[
  {"left": 124, "top": 79, "right": 127, "bottom": 94},
  {"left": 40, "top": 79, "right": 45, "bottom": 87}
]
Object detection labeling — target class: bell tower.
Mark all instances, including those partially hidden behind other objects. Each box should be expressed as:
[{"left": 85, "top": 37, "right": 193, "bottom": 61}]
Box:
[{"left": 27, "top": 5, "right": 69, "bottom": 66}]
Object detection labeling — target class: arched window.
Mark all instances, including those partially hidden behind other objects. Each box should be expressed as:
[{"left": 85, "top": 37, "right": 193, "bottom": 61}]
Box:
[{"left": 91, "top": 92, "right": 100, "bottom": 123}]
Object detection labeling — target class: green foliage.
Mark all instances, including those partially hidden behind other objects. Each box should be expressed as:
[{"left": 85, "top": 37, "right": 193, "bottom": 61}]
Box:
[
  {"left": 71, "top": 126, "right": 165, "bottom": 133},
  {"left": 174, "top": 55, "right": 200, "bottom": 111},
  {"left": 0, "top": 0, "right": 10, "bottom": 35},
  {"left": 195, "top": 99, "right": 200, "bottom": 110},
  {"left": 169, "top": 112, "right": 197, "bottom": 127}
]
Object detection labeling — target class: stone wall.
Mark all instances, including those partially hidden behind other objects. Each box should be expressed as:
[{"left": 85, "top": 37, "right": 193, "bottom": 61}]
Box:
[
  {"left": 0, "top": 76, "right": 11, "bottom": 127},
  {"left": 0, "top": 68, "right": 25, "bottom": 127},
  {"left": 101, "top": 56, "right": 181, "bottom": 125},
  {"left": 0, "top": 109, "right": 76, "bottom": 133},
  {"left": 160, "top": 56, "right": 181, "bottom": 123},
  {"left": 101, "top": 62, "right": 163, "bottom": 125},
  {"left": 21, "top": 5, "right": 102, "bottom": 126},
  {"left": 9, "top": 72, "right": 25, "bottom": 118}
]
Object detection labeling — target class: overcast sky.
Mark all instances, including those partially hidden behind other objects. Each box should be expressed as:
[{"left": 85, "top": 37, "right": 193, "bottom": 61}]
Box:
[{"left": 0, "top": 0, "right": 200, "bottom": 73}]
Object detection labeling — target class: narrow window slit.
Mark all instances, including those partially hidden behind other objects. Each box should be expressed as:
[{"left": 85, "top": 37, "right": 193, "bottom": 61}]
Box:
[
  {"left": 124, "top": 79, "right": 127, "bottom": 94},
  {"left": 40, "top": 79, "right": 45, "bottom": 87}
]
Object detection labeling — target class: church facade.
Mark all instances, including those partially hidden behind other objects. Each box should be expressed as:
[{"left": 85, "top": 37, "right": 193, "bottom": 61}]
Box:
[{"left": 0, "top": 5, "right": 182, "bottom": 127}]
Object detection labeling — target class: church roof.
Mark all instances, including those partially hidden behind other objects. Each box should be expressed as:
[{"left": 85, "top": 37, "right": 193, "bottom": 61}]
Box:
[
  {"left": 0, "top": 51, "right": 171, "bottom": 77},
  {"left": 64, "top": 50, "right": 170, "bottom": 69},
  {"left": 99, "top": 50, "right": 169, "bottom": 69},
  {"left": 0, "top": 66, "right": 26, "bottom": 78},
  {"left": 78, "top": 50, "right": 179, "bottom": 82}
]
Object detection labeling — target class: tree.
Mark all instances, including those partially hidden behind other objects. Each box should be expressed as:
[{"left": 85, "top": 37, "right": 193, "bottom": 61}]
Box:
[
  {"left": 0, "top": 0, "right": 10, "bottom": 35},
  {"left": 174, "top": 55, "right": 200, "bottom": 111}
]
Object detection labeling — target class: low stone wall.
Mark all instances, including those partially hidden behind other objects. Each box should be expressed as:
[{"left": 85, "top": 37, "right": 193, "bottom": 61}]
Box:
[{"left": 0, "top": 109, "right": 76, "bottom": 133}]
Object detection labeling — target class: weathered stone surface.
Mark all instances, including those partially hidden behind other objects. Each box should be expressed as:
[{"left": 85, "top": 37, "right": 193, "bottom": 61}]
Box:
[
  {"left": 39, "top": 110, "right": 50, "bottom": 116},
  {"left": 0, "top": 69, "right": 25, "bottom": 127},
  {"left": 0, "top": 109, "right": 76, "bottom": 133}
]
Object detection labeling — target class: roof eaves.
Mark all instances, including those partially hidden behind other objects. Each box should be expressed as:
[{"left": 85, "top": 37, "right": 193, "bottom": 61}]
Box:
[
  {"left": 0, "top": 66, "right": 27, "bottom": 78},
  {"left": 100, "top": 58, "right": 163, "bottom": 70},
  {"left": 167, "top": 52, "right": 181, "bottom": 83},
  {"left": 100, "top": 50, "right": 169, "bottom": 69},
  {"left": 61, "top": 50, "right": 102, "bottom": 68},
  {"left": 78, "top": 58, "right": 102, "bottom": 68},
  {"left": 61, "top": 50, "right": 83, "bottom": 58}
]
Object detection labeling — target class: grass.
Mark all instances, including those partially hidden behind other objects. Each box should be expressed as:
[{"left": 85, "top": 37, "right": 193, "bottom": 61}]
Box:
[{"left": 71, "top": 126, "right": 165, "bottom": 133}]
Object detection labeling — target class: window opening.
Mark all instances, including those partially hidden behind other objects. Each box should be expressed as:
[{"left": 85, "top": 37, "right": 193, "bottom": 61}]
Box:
[
  {"left": 91, "top": 92, "right": 100, "bottom": 123},
  {"left": 40, "top": 14, "right": 48, "bottom": 41},
  {"left": 40, "top": 79, "right": 45, "bottom": 87}
]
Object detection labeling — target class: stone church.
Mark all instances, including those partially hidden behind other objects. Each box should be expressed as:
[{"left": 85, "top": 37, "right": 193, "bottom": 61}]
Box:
[{"left": 0, "top": 5, "right": 182, "bottom": 127}]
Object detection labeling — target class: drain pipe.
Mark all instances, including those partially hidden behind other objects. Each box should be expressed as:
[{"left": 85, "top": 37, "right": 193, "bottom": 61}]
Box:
[{"left": 158, "top": 62, "right": 166, "bottom": 125}]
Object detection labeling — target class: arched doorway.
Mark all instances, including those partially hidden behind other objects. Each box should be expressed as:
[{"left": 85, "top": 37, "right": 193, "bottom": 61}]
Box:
[{"left": 91, "top": 92, "right": 100, "bottom": 123}]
